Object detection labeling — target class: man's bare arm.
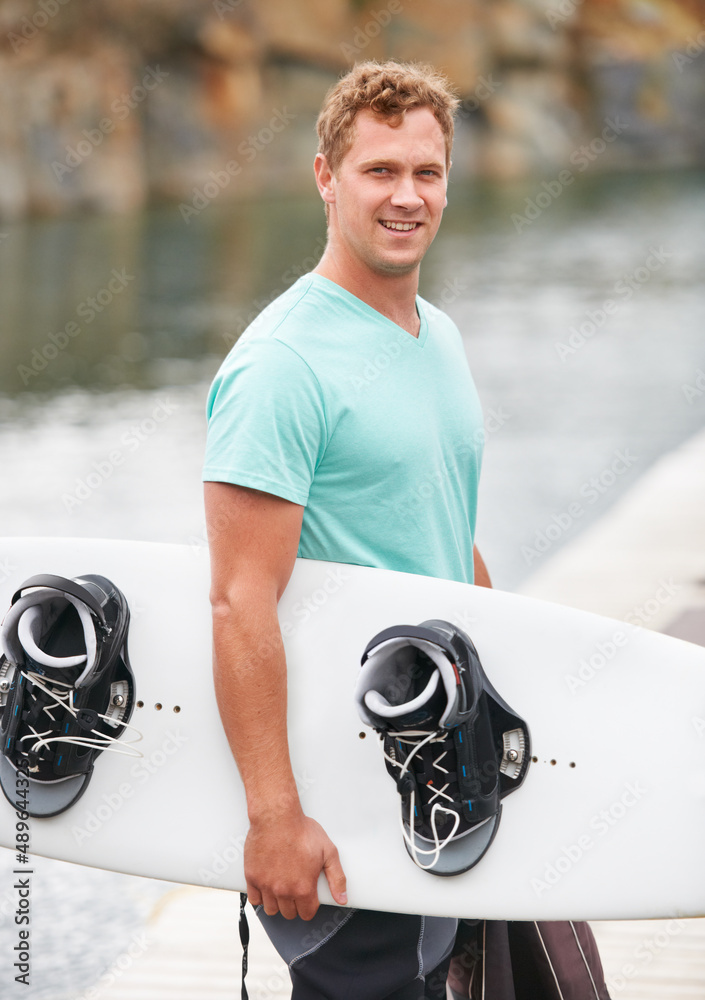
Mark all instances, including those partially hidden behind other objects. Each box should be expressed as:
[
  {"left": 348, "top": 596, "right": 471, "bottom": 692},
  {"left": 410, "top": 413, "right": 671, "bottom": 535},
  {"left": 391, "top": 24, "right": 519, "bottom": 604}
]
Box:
[
  {"left": 205, "top": 481, "right": 347, "bottom": 920},
  {"left": 473, "top": 545, "right": 492, "bottom": 588}
]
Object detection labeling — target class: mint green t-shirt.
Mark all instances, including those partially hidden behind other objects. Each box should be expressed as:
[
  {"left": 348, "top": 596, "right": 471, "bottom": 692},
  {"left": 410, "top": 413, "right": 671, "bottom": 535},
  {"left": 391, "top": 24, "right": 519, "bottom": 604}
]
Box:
[{"left": 203, "top": 274, "right": 484, "bottom": 584}]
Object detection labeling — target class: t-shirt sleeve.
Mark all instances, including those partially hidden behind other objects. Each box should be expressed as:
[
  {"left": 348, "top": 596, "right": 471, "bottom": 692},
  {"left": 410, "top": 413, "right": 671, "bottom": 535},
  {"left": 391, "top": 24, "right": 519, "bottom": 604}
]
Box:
[{"left": 202, "top": 337, "right": 328, "bottom": 506}]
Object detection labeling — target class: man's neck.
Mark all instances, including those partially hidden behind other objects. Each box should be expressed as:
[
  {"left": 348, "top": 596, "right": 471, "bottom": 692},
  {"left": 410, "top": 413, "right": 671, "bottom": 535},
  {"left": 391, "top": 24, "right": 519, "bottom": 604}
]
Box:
[{"left": 314, "top": 251, "right": 421, "bottom": 338}]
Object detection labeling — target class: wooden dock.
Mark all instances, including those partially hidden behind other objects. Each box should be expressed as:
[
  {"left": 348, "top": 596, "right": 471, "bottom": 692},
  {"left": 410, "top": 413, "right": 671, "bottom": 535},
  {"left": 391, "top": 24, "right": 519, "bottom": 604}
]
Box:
[{"left": 94, "top": 887, "right": 705, "bottom": 1000}]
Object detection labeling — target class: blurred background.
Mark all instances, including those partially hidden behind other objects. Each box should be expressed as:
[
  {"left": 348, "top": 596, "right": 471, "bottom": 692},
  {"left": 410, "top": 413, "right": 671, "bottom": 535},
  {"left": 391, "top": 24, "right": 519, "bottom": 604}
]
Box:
[{"left": 0, "top": 0, "right": 704, "bottom": 996}]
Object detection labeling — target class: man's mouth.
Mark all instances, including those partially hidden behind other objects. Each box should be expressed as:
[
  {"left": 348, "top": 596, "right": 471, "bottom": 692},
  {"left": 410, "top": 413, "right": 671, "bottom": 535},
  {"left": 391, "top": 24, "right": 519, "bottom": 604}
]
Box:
[{"left": 379, "top": 221, "right": 421, "bottom": 231}]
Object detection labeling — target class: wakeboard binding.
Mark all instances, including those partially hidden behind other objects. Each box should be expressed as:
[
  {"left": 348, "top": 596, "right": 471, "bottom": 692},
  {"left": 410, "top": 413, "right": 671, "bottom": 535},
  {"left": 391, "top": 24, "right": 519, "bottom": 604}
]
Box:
[
  {"left": 0, "top": 573, "right": 138, "bottom": 817},
  {"left": 356, "top": 619, "right": 530, "bottom": 876}
]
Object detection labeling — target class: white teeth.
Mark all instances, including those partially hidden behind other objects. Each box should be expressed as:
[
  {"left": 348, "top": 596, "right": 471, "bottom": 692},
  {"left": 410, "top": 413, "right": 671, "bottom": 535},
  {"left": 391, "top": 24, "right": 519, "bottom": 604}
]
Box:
[{"left": 381, "top": 221, "right": 419, "bottom": 231}]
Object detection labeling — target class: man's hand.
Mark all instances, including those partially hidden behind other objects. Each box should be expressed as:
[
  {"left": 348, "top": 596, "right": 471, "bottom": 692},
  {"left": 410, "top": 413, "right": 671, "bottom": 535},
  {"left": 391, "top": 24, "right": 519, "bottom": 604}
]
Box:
[{"left": 245, "top": 809, "right": 348, "bottom": 920}]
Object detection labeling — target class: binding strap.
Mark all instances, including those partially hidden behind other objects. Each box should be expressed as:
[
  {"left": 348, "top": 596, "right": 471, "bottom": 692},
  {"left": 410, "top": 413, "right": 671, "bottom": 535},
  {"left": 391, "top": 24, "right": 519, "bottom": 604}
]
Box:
[{"left": 11, "top": 575, "right": 107, "bottom": 625}]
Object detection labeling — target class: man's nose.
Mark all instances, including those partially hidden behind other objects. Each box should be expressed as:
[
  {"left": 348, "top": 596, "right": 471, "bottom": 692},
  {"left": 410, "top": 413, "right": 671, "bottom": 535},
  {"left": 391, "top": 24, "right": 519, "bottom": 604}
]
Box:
[{"left": 389, "top": 174, "right": 424, "bottom": 211}]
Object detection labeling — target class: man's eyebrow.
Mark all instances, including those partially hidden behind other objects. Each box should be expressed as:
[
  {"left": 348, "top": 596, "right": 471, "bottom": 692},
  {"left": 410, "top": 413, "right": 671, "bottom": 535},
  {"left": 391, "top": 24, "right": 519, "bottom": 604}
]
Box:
[{"left": 356, "top": 157, "right": 445, "bottom": 170}]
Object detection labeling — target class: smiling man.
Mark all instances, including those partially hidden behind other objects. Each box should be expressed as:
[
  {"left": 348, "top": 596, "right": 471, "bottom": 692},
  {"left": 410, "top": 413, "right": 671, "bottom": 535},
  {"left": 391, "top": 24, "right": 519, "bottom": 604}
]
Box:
[
  {"left": 313, "top": 103, "right": 448, "bottom": 298},
  {"left": 202, "top": 61, "right": 607, "bottom": 1000}
]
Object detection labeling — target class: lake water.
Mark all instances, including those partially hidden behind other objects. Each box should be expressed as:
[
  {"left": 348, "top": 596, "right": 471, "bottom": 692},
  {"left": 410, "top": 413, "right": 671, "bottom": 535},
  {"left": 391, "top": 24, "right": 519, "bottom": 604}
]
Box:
[{"left": 0, "top": 168, "right": 704, "bottom": 997}]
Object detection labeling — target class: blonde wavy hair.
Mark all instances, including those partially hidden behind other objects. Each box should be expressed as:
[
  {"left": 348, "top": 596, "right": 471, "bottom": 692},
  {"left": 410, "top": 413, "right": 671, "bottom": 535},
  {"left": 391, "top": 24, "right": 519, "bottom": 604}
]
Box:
[{"left": 316, "top": 60, "right": 460, "bottom": 175}]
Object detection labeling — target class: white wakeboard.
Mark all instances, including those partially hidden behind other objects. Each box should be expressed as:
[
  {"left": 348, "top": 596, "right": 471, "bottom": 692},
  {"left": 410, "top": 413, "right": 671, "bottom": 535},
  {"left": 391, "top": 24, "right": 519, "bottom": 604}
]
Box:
[{"left": 0, "top": 536, "right": 703, "bottom": 921}]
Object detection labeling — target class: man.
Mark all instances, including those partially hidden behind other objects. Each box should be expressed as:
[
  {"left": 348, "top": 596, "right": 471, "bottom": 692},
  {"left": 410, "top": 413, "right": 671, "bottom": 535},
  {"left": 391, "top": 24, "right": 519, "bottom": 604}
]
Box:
[{"left": 203, "top": 60, "right": 609, "bottom": 1000}]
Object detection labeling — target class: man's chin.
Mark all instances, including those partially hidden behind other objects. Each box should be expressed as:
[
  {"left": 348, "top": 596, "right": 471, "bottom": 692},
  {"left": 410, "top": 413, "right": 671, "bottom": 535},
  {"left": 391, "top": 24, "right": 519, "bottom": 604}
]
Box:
[{"left": 368, "top": 251, "right": 425, "bottom": 277}]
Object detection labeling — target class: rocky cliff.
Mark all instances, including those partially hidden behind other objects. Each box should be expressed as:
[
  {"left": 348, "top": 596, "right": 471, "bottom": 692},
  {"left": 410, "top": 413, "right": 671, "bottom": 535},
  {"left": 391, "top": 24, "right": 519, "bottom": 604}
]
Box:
[{"left": 1, "top": 0, "right": 703, "bottom": 217}]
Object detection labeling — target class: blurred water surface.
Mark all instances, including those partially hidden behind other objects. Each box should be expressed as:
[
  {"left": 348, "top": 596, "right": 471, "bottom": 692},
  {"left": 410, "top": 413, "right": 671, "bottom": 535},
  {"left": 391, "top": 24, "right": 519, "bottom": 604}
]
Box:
[
  {"left": 1, "top": 169, "right": 703, "bottom": 584},
  {"left": 0, "top": 169, "right": 704, "bottom": 997}
]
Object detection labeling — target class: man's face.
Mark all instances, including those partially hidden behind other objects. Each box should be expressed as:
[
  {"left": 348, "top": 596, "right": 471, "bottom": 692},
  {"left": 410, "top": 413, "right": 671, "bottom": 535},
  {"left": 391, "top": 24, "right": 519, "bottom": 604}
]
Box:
[{"left": 324, "top": 107, "right": 449, "bottom": 277}]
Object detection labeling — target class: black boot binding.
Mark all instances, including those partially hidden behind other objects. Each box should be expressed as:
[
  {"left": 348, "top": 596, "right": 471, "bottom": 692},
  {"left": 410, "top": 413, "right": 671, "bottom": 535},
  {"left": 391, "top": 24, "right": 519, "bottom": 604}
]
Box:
[
  {"left": 356, "top": 620, "right": 530, "bottom": 876},
  {"left": 0, "top": 573, "right": 139, "bottom": 817}
]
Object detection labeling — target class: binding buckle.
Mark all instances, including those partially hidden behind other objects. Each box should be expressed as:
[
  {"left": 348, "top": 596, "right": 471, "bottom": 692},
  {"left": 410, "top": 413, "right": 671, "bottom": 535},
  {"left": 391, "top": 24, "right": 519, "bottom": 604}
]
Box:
[
  {"left": 500, "top": 728, "right": 527, "bottom": 779},
  {"left": 0, "top": 662, "right": 15, "bottom": 708}
]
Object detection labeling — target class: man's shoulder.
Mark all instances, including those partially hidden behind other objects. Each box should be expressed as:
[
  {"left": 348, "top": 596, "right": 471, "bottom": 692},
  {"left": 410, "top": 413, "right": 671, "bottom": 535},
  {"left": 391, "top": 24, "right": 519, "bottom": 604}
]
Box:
[
  {"left": 251, "top": 272, "right": 360, "bottom": 334},
  {"left": 236, "top": 275, "right": 319, "bottom": 349},
  {"left": 211, "top": 276, "right": 350, "bottom": 399},
  {"left": 231, "top": 273, "right": 375, "bottom": 377}
]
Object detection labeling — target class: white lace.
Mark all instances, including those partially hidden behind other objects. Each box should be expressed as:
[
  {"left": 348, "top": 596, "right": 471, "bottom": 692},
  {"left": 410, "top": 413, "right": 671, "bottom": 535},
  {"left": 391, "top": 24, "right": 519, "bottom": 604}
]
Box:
[
  {"left": 382, "top": 729, "right": 461, "bottom": 870},
  {"left": 17, "top": 669, "right": 143, "bottom": 770}
]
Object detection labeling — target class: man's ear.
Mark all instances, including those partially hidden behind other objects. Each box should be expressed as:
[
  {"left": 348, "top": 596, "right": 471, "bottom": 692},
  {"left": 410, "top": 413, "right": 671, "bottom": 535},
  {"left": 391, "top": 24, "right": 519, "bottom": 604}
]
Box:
[{"left": 314, "top": 153, "right": 336, "bottom": 206}]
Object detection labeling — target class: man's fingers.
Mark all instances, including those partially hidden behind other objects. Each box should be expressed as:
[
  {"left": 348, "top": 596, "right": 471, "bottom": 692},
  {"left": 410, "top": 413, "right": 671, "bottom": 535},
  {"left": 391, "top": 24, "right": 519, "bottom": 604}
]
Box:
[
  {"left": 296, "top": 887, "right": 321, "bottom": 922},
  {"left": 277, "top": 896, "right": 299, "bottom": 920},
  {"left": 323, "top": 845, "right": 348, "bottom": 906},
  {"left": 261, "top": 890, "right": 280, "bottom": 916},
  {"left": 245, "top": 881, "right": 263, "bottom": 908},
  {"left": 247, "top": 878, "right": 320, "bottom": 921}
]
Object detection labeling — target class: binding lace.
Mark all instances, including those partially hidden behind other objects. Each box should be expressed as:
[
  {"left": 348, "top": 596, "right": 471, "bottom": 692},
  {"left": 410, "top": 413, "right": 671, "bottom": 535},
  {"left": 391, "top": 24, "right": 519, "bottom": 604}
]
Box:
[
  {"left": 382, "top": 727, "right": 461, "bottom": 870},
  {"left": 14, "top": 668, "right": 142, "bottom": 769}
]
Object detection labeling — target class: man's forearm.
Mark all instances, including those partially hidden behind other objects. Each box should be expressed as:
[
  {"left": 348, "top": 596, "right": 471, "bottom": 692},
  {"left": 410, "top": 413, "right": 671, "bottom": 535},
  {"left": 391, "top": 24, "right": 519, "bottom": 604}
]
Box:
[
  {"left": 211, "top": 589, "right": 301, "bottom": 822},
  {"left": 211, "top": 585, "right": 347, "bottom": 917}
]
